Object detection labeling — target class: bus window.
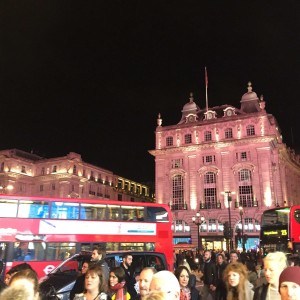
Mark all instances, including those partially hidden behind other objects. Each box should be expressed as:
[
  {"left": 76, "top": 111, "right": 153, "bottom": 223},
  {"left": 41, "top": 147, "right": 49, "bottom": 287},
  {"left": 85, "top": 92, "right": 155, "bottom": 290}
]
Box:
[
  {"left": 146, "top": 207, "right": 168, "bottom": 222},
  {"left": 0, "top": 199, "right": 18, "bottom": 217},
  {"left": 121, "top": 206, "right": 144, "bottom": 221},
  {"left": 46, "top": 243, "right": 76, "bottom": 261},
  {"left": 80, "top": 204, "right": 106, "bottom": 220},
  {"left": 50, "top": 202, "right": 79, "bottom": 219},
  {"left": 107, "top": 205, "right": 121, "bottom": 220},
  {"left": 13, "top": 242, "right": 46, "bottom": 261},
  {"left": 294, "top": 209, "right": 300, "bottom": 224},
  {"left": 18, "top": 201, "right": 49, "bottom": 218}
]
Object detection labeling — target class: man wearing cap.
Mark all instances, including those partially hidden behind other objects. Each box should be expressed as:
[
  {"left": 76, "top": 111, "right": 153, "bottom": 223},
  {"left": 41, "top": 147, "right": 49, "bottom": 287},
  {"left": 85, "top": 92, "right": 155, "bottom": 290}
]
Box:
[{"left": 279, "top": 266, "right": 300, "bottom": 300}]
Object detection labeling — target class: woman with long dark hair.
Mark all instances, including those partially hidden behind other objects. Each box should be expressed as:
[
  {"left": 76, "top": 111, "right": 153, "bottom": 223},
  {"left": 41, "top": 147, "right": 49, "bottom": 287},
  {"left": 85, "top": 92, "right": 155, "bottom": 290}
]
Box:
[
  {"left": 108, "top": 267, "right": 131, "bottom": 300},
  {"left": 174, "top": 265, "right": 200, "bottom": 300}
]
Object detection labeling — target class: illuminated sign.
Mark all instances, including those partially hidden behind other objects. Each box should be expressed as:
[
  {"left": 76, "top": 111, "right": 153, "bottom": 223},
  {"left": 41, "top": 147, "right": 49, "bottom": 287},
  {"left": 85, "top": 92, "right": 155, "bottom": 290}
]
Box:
[{"left": 263, "top": 229, "right": 287, "bottom": 236}]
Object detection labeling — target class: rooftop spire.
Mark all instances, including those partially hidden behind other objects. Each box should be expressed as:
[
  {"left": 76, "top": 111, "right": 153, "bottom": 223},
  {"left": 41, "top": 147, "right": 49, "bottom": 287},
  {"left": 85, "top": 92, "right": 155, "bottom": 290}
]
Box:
[{"left": 247, "top": 81, "right": 252, "bottom": 93}]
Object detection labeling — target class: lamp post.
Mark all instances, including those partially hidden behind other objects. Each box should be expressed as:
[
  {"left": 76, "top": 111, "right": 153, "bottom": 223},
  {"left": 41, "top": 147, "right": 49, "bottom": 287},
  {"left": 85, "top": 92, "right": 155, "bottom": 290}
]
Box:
[
  {"left": 192, "top": 212, "right": 205, "bottom": 251},
  {"left": 225, "top": 191, "right": 233, "bottom": 251},
  {"left": 0, "top": 184, "right": 14, "bottom": 194},
  {"left": 239, "top": 207, "right": 246, "bottom": 252}
]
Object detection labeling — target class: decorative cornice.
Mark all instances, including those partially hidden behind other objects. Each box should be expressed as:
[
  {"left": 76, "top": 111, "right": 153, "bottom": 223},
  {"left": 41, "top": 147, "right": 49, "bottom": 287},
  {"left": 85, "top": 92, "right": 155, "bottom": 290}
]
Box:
[{"left": 149, "top": 135, "right": 277, "bottom": 156}]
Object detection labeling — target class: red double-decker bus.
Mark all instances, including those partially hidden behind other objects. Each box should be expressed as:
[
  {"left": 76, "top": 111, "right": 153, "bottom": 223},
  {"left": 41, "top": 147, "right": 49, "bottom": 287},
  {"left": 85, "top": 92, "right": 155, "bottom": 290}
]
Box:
[
  {"left": 260, "top": 206, "right": 300, "bottom": 255},
  {"left": 0, "top": 195, "right": 173, "bottom": 277}
]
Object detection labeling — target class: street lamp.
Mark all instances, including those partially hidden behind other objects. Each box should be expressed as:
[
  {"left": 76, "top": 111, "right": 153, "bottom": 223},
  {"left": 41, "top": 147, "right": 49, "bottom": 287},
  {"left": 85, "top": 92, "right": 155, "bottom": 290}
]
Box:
[
  {"left": 225, "top": 191, "right": 233, "bottom": 251},
  {"left": 0, "top": 184, "right": 14, "bottom": 194},
  {"left": 192, "top": 212, "right": 205, "bottom": 251},
  {"left": 239, "top": 207, "right": 246, "bottom": 252}
]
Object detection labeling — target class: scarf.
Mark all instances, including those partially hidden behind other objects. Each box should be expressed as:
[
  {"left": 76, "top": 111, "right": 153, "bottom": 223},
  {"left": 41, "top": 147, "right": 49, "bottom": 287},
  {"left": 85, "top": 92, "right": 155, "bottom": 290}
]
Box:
[
  {"left": 180, "top": 287, "right": 191, "bottom": 300},
  {"left": 110, "top": 281, "right": 127, "bottom": 300}
]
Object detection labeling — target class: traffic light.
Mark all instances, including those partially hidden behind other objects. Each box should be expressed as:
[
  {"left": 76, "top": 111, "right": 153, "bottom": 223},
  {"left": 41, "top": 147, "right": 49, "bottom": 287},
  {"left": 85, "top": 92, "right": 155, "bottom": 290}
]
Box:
[{"left": 236, "top": 228, "right": 242, "bottom": 242}]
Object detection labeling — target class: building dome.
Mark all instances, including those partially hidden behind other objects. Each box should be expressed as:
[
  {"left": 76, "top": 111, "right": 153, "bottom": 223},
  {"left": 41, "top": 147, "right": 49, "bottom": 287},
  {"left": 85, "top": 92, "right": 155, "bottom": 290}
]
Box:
[
  {"left": 241, "top": 82, "right": 259, "bottom": 102},
  {"left": 182, "top": 93, "right": 198, "bottom": 112}
]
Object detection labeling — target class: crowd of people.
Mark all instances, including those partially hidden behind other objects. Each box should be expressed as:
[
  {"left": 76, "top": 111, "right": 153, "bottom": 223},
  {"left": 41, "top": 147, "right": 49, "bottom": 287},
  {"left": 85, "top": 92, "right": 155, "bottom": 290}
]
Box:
[{"left": 0, "top": 247, "right": 300, "bottom": 300}]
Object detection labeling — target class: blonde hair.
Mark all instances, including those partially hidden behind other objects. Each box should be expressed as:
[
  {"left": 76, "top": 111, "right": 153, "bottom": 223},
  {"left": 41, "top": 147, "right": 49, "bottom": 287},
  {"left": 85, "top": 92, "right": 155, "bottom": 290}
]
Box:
[
  {"left": 263, "top": 252, "right": 287, "bottom": 271},
  {"left": 144, "top": 291, "right": 166, "bottom": 300}
]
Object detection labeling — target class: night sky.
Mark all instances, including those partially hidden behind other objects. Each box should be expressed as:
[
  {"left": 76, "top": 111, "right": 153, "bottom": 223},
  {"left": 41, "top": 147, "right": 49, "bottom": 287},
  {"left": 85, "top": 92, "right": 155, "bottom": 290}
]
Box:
[{"left": 1, "top": 1, "right": 299, "bottom": 182}]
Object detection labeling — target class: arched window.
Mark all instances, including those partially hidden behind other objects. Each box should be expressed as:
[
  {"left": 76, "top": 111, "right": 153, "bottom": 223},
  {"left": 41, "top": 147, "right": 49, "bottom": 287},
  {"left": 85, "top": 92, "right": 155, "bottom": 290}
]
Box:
[
  {"left": 172, "top": 175, "right": 184, "bottom": 210},
  {"left": 203, "top": 172, "right": 217, "bottom": 208},
  {"left": 246, "top": 125, "right": 255, "bottom": 136},
  {"left": 166, "top": 136, "right": 173, "bottom": 146},
  {"left": 238, "top": 169, "right": 254, "bottom": 207},
  {"left": 225, "top": 128, "right": 233, "bottom": 139}
]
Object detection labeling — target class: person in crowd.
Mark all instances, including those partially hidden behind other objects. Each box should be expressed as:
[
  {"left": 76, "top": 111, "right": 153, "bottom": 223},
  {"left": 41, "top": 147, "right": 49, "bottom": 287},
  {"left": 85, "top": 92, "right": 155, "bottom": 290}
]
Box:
[
  {"left": 223, "top": 262, "right": 253, "bottom": 300},
  {"left": 245, "top": 261, "right": 258, "bottom": 290},
  {"left": 138, "top": 267, "right": 157, "bottom": 300},
  {"left": 279, "top": 266, "right": 300, "bottom": 300},
  {"left": 143, "top": 291, "right": 166, "bottom": 300},
  {"left": 0, "top": 261, "right": 6, "bottom": 292},
  {"left": 74, "top": 265, "right": 108, "bottom": 300},
  {"left": 215, "top": 254, "right": 227, "bottom": 300},
  {"left": 253, "top": 251, "right": 287, "bottom": 300},
  {"left": 177, "top": 257, "right": 192, "bottom": 273},
  {"left": 149, "top": 270, "right": 180, "bottom": 300},
  {"left": 109, "top": 266, "right": 130, "bottom": 300},
  {"left": 4, "top": 263, "right": 36, "bottom": 286},
  {"left": 120, "top": 253, "right": 138, "bottom": 300},
  {"left": 6, "top": 269, "right": 40, "bottom": 300},
  {"left": 0, "top": 285, "right": 32, "bottom": 300},
  {"left": 174, "top": 265, "right": 200, "bottom": 300},
  {"left": 202, "top": 250, "right": 216, "bottom": 300},
  {"left": 91, "top": 246, "right": 109, "bottom": 283},
  {"left": 70, "top": 260, "right": 90, "bottom": 300},
  {"left": 229, "top": 251, "right": 239, "bottom": 264}
]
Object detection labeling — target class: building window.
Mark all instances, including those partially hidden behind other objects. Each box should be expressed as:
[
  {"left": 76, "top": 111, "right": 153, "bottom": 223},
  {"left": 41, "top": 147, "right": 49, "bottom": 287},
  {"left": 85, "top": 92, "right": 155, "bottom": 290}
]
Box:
[
  {"left": 173, "top": 220, "right": 190, "bottom": 233},
  {"left": 83, "top": 169, "right": 86, "bottom": 177},
  {"left": 73, "top": 165, "right": 77, "bottom": 175},
  {"left": 166, "top": 136, "right": 173, "bottom": 146},
  {"left": 203, "top": 155, "right": 215, "bottom": 165},
  {"left": 41, "top": 167, "right": 45, "bottom": 175},
  {"left": 0, "top": 162, "right": 4, "bottom": 172},
  {"left": 203, "top": 172, "right": 218, "bottom": 209},
  {"left": 184, "top": 134, "right": 192, "bottom": 144},
  {"left": 246, "top": 125, "right": 255, "bottom": 136},
  {"left": 51, "top": 183, "right": 55, "bottom": 190},
  {"left": 204, "top": 172, "right": 216, "bottom": 184},
  {"left": 204, "top": 131, "right": 212, "bottom": 141},
  {"left": 40, "top": 185, "right": 44, "bottom": 192},
  {"left": 225, "top": 128, "right": 233, "bottom": 139},
  {"left": 239, "top": 169, "right": 251, "bottom": 181},
  {"left": 208, "top": 219, "right": 217, "bottom": 232},
  {"left": 172, "top": 175, "right": 184, "bottom": 210},
  {"left": 118, "top": 194, "right": 122, "bottom": 201},
  {"left": 171, "top": 159, "right": 183, "bottom": 169},
  {"left": 238, "top": 169, "right": 254, "bottom": 207},
  {"left": 21, "top": 166, "right": 26, "bottom": 173}
]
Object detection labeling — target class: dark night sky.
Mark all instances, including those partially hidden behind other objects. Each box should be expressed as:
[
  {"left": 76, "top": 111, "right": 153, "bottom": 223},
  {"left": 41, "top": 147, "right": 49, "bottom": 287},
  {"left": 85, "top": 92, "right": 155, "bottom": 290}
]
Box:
[{"left": 1, "top": 1, "right": 300, "bottom": 182}]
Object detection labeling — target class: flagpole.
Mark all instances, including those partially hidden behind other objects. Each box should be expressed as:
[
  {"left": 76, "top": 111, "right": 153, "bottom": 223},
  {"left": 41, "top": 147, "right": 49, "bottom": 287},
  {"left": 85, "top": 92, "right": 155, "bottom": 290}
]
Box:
[{"left": 205, "top": 67, "right": 208, "bottom": 112}]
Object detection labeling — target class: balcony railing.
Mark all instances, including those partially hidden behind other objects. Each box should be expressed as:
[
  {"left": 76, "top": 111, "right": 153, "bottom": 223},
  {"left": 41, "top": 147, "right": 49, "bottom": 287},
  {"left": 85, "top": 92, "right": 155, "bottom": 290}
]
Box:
[
  {"left": 168, "top": 202, "right": 188, "bottom": 211},
  {"left": 200, "top": 202, "right": 221, "bottom": 209}
]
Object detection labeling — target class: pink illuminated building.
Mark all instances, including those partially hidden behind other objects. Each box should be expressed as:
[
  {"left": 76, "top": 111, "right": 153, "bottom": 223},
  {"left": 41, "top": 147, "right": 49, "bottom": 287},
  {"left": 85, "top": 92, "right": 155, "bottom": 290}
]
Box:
[{"left": 149, "top": 82, "right": 300, "bottom": 250}]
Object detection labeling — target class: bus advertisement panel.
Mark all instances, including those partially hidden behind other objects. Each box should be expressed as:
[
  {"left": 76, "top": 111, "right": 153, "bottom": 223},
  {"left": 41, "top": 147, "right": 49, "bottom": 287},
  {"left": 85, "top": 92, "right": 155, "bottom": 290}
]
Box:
[
  {"left": 0, "top": 195, "right": 173, "bottom": 277},
  {"left": 260, "top": 206, "right": 300, "bottom": 255}
]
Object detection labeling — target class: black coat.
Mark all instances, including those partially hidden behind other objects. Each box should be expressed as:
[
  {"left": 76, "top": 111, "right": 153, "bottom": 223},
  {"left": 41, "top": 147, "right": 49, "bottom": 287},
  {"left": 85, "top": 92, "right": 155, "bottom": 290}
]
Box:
[{"left": 253, "top": 283, "right": 269, "bottom": 300}]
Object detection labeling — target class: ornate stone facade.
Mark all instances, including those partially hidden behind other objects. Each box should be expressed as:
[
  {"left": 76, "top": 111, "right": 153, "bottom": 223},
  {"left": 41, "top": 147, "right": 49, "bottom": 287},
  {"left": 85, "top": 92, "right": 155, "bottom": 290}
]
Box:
[
  {"left": 0, "top": 149, "right": 152, "bottom": 202},
  {"left": 149, "top": 83, "right": 300, "bottom": 250}
]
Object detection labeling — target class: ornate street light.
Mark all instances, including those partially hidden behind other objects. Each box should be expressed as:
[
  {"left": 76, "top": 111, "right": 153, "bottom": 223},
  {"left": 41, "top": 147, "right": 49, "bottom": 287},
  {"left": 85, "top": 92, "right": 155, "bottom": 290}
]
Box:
[
  {"left": 192, "top": 212, "right": 205, "bottom": 250},
  {"left": 224, "top": 191, "right": 233, "bottom": 251},
  {"left": 239, "top": 206, "right": 246, "bottom": 252}
]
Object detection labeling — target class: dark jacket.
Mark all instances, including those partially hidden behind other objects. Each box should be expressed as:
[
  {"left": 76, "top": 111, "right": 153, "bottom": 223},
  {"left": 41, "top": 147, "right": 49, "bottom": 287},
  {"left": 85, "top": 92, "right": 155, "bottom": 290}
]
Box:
[
  {"left": 203, "top": 259, "right": 216, "bottom": 286},
  {"left": 70, "top": 274, "right": 85, "bottom": 300},
  {"left": 120, "top": 263, "right": 137, "bottom": 300},
  {"left": 189, "top": 275, "right": 201, "bottom": 300},
  {"left": 253, "top": 283, "right": 269, "bottom": 300},
  {"left": 215, "top": 262, "right": 227, "bottom": 300}
]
